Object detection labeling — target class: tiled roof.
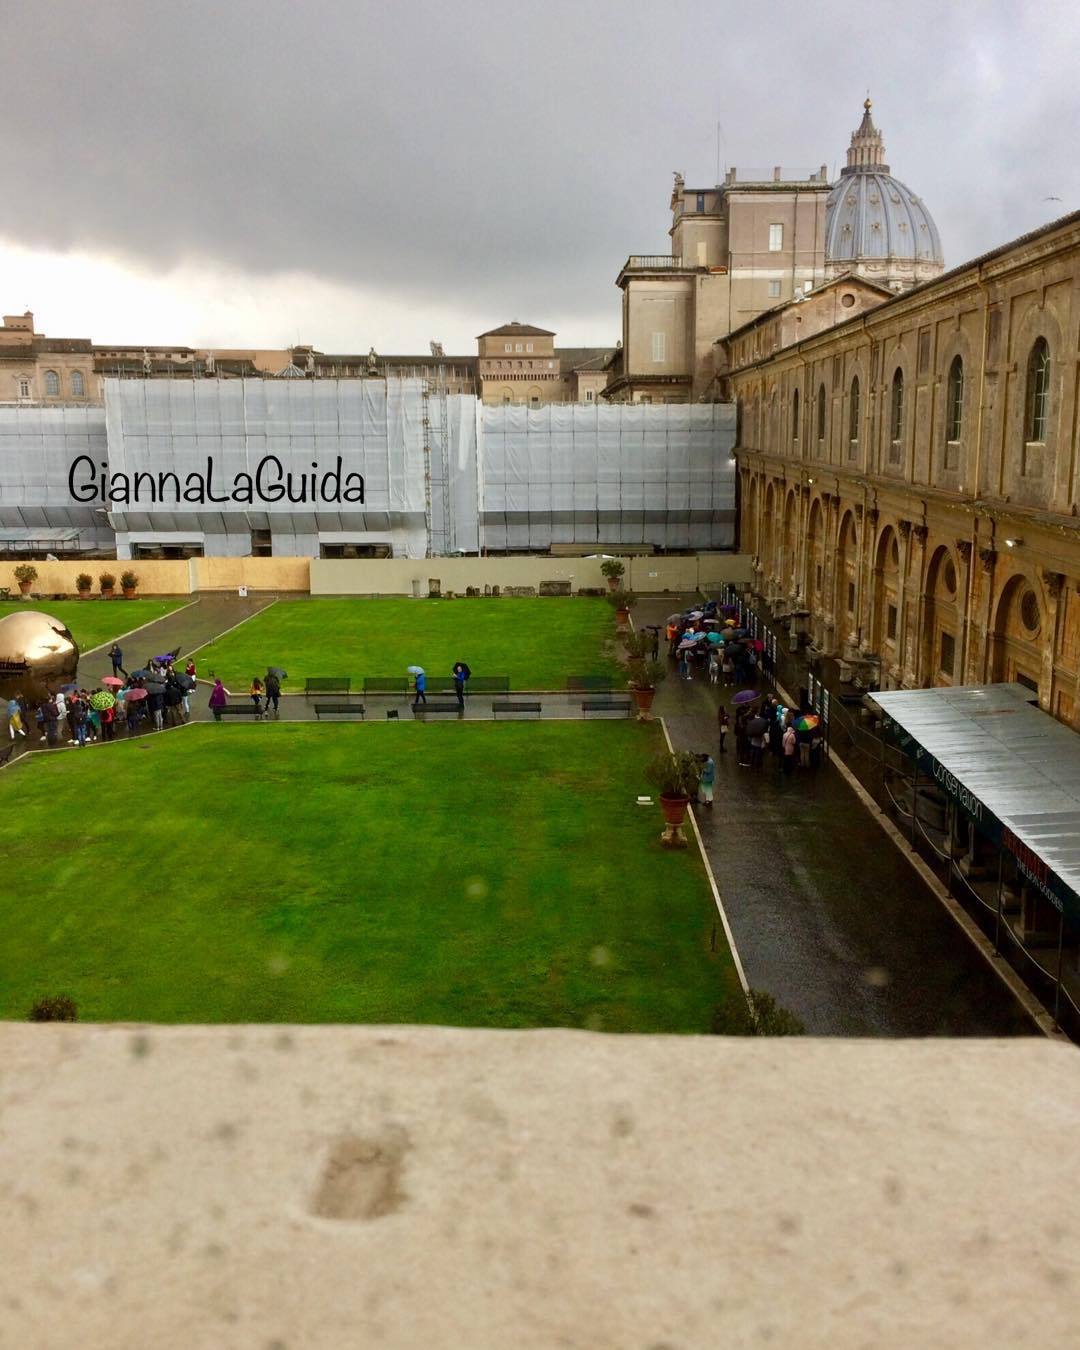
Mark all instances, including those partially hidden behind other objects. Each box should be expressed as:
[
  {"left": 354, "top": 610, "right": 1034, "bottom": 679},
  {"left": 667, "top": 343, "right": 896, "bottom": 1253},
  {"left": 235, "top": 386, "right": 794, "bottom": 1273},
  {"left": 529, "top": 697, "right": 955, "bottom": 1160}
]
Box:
[{"left": 477, "top": 323, "right": 556, "bottom": 338}]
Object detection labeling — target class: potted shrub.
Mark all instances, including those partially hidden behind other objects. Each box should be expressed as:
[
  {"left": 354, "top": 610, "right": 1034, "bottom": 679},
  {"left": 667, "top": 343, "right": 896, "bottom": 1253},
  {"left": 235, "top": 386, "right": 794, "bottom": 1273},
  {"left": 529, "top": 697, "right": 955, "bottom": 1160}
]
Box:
[
  {"left": 606, "top": 587, "right": 636, "bottom": 628},
  {"left": 120, "top": 569, "right": 138, "bottom": 599},
  {"left": 600, "top": 558, "right": 625, "bottom": 591},
  {"left": 626, "top": 657, "right": 666, "bottom": 720},
  {"left": 13, "top": 563, "right": 38, "bottom": 595},
  {"left": 76, "top": 572, "right": 93, "bottom": 598},
  {"left": 645, "top": 749, "right": 701, "bottom": 848},
  {"left": 99, "top": 570, "right": 116, "bottom": 597}
]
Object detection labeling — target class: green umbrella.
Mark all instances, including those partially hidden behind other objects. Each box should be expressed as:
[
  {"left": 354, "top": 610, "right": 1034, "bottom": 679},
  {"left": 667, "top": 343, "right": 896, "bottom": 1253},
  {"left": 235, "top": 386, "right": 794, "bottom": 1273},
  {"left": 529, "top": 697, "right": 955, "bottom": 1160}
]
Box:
[{"left": 89, "top": 690, "right": 116, "bottom": 711}]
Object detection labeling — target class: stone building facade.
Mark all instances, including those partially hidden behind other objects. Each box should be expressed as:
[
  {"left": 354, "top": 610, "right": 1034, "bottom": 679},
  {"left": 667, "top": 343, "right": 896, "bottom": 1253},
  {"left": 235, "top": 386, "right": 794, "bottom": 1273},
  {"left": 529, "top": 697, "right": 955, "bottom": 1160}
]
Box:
[{"left": 727, "top": 209, "right": 1080, "bottom": 729}]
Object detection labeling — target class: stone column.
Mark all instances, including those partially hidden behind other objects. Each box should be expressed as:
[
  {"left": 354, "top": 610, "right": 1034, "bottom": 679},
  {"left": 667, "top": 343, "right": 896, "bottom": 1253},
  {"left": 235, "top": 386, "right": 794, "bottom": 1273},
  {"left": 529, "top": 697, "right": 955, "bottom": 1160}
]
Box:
[
  {"left": 858, "top": 506, "right": 879, "bottom": 656},
  {"left": 1041, "top": 569, "right": 1065, "bottom": 714},
  {"left": 955, "top": 540, "right": 974, "bottom": 681}
]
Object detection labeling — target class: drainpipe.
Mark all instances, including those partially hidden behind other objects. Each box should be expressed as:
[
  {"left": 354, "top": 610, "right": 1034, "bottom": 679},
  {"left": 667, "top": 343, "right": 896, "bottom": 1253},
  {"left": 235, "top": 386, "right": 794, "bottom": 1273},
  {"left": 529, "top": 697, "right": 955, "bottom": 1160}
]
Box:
[{"left": 960, "top": 272, "right": 991, "bottom": 681}]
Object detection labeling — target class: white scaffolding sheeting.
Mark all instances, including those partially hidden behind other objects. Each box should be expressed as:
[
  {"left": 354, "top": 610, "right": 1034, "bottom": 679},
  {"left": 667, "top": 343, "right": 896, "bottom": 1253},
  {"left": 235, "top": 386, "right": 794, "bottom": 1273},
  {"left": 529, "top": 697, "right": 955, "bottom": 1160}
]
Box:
[
  {"left": 0, "top": 405, "right": 115, "bottom": 549},
  {"left": 1, "top": 382, "right": 736, "bottom": 558}
]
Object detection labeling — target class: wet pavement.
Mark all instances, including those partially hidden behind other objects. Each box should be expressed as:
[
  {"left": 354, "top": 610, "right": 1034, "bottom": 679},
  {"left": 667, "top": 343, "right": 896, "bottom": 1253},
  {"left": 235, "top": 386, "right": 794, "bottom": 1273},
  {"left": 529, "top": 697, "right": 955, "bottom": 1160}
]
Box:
[{"left": 639, "top": 597, "right": 1035, "bottom": 1037}]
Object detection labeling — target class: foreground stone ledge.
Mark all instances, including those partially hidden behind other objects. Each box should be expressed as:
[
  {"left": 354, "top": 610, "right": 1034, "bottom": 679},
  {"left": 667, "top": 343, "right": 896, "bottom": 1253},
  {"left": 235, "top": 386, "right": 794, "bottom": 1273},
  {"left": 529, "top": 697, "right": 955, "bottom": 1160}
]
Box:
[{"left": 1, "top": 1025, "right": 1078, "bottom": 1348}]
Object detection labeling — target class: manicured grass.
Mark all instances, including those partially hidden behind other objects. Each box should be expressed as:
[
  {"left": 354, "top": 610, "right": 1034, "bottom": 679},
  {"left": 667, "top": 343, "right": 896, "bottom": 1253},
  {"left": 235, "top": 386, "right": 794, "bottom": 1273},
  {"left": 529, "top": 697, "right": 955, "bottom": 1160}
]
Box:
[
  {"left": 1, "top": 599, "right": 187, "bottom": 654},
  {"left": 194, "top": 596, "right": 620, "bottom": 691},
  {"left": 0, "top": 722, "right": 737, "bottom": 1029}
]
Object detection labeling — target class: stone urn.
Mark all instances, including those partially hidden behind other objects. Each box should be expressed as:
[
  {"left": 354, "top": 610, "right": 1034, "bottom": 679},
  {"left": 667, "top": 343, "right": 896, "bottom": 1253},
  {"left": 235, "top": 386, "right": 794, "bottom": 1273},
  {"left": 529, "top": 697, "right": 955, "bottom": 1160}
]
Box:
[
  {"left": 630, "top": 686, "right": 656, "bottom": 720},
  {"left": 659, "top": 794, "right": 690, "bottom": 848}
]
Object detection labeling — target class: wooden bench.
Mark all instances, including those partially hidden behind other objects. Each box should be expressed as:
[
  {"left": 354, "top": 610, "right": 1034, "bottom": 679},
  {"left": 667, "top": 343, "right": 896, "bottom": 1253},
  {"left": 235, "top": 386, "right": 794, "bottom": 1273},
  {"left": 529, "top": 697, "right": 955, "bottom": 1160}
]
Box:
[
  {"left": 581, "top": 699, "right": 632, "bottom": 716},
  {"left": 492, "top": 700, "right": 542, "bottom": 719},
  {"left": 217, "top": 705, "right": 263, "bottom": 718},
  {"left": 313, "top": 703, "right": 366, "bottom": 720},
  {"left": 413, "top": 701, "right": 464, "bottom": 717},
  {"left": 306, "top": 677, "right": 351, "bottom": 694},
  {"left": 567, "top": 676, "right": 615, "bottom": 693}
]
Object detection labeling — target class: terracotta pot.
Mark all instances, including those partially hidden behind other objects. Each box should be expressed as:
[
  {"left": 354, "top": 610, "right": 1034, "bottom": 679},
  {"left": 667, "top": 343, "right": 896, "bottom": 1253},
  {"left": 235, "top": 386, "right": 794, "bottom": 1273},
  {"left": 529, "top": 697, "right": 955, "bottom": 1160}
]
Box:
[
  {"left": 122, "top": 587, "right": 136, "bottom": 599},
  {"left": 100, "top": 586, "right": 114, "bottom": 598},
  {"left": 630, "top": 686, "right": 656, "bottom": 719},
  {"left": 77, "top": 590, "right": 92, "bottom": 599},
  {"left": 17, "top": 580, "right": 33, "bottom": 595},
  {"left": 606, "top": 576, "right": 619, "bottom": 590},
  {"left": 615, "top": 606, "right": 630, "bottom": 625},
  {"left": 659, "top": 794, "right": 689, "bottom": 827}
]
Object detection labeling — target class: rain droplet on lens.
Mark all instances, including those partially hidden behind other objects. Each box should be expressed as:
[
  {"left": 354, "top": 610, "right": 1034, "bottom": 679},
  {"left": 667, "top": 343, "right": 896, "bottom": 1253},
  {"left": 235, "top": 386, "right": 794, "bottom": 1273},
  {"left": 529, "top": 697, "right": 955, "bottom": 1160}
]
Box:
[{"left": 862, "top": 966, "right": 891, "bottom": 988}]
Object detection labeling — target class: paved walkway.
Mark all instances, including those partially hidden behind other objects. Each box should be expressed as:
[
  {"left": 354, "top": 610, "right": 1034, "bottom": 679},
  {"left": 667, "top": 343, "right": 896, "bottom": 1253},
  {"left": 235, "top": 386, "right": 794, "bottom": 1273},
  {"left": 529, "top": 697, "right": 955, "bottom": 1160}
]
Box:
[{"left": 639, "top": 597, "right": 1034, "bottom": 1037}]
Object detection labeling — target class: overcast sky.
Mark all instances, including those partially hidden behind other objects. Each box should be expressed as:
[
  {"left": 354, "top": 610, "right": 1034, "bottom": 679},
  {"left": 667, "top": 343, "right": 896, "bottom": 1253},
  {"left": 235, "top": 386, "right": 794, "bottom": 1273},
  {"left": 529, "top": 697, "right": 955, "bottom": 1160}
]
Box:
[{"left": 2, "top": 0, "right": 1077, "bottom": 353}]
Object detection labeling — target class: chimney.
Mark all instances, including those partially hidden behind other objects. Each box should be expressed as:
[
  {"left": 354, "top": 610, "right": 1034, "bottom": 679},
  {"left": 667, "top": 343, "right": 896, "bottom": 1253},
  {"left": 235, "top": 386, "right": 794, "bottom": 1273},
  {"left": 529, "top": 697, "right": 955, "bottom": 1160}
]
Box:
[{"left": 773, "top": 166, "right": 781, "bottom": 182}]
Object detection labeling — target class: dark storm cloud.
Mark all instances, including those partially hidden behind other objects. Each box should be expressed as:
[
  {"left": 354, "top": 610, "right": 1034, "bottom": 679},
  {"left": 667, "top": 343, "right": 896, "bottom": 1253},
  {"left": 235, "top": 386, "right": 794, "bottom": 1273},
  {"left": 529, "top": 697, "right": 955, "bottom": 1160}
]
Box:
[{"left": 3, "top": 0, "right": 1078, "bottom": 339}]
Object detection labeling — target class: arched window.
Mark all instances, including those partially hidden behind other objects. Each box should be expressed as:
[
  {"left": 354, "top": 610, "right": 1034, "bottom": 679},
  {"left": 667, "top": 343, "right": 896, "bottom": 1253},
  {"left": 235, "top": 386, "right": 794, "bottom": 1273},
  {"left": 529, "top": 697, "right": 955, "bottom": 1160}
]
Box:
[
  {"left": 945, "top": 356, "right": 964, "bottom": 442},
  {"left": 889, "top": 367, "right": 904, "bottom": 456},
  {"left": 791, "top": 388, "right": 800, "bottom": 444},
  {"left": 70, "top": 370, "right": 85, "bottom": 397},
  {"left": 848, "top": 376, "right": 860, "bottom": 457},
  {"left": 44, "top": 370, "right": 60, "bottom": 397},
  {"left": 816, "top": 384, "right": 826, "bottom": 444},
  {"left": 1026, "top": 338, "right": 1050, "bottom": 442}
]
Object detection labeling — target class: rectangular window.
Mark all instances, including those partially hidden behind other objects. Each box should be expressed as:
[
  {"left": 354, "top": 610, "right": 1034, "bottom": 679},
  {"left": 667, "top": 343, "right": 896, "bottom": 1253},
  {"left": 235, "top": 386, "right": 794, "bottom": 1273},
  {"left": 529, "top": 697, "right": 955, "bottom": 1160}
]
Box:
[
  {"left": 526, "top": 343, "right": 533, "bottom": 352},
  {"left": 696, "top": 192, "right": 705, "bottom": 212},
  {"left": 768, "top": 223, "right": 783, "bottom": 251},
  {"left": 639, "top": 396, "right": 653, "bottom": 404},
  {"left": 939, "top": 631, "right": 955, "bottom": 676},
  {"left": 515, "top": 343, "right": 523, "bottom": 352},
  {"left": 548, "top": 360, "right": 555, "bottom": 369},
  {"left": 504, "top": 343, "right": 512, "bottom": 352},
  {"left": 887, "top": 604, "right": 898, "bottom": 641},
  {"left": 250, "top": 528, "right": 273, "bottom": 558},
  {"left": 917, "top": 328, "right": 931, "bottom": 375},
  {"left": 529, "top": 396, "right": 540, "bottom": 408},
  {"left": 651, "top": 332, "right": 666, "bottom": 363},
  {"left": 585, "top": 391, "right": 594, "bottom": 402},
  {"left": 847, "top": 582, "right": 855, "bottom": 614},
  {"left": 767, "top": 280, "right": 781, "bottom": 298},
  {"left": 943, "top": 441, "right": 959, "bottom": 471}
]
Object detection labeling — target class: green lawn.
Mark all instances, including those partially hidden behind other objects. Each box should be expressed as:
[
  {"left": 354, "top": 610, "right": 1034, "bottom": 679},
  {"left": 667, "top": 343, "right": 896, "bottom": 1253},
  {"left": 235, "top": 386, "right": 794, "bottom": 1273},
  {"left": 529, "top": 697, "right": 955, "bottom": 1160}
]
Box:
[
  {"left": 0, "top": 722, "right": 737, "bottom": 1029},
  {"left": 194, "top": 596, "right": 619, "bottom": 691},
  {"left": 1, "top": 599, "right": 187, "bottom": 654}
]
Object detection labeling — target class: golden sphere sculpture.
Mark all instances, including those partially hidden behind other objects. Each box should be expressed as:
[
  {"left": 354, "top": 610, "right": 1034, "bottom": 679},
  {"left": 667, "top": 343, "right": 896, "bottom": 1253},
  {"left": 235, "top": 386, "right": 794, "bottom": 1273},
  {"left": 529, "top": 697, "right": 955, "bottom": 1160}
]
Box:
[{"left": 0, "top": 610, "right": 80, "bottom": 705}]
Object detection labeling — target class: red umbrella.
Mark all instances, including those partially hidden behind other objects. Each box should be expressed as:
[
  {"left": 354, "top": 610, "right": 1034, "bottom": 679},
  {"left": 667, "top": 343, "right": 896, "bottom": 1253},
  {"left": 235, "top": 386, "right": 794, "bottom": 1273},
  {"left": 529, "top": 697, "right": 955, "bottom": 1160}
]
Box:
[
  {"left": 123, "top": 687, "right": 148, "bottom": 702},
  {"left": 101, "top": 676, "right": 124, "bottom": 688}
]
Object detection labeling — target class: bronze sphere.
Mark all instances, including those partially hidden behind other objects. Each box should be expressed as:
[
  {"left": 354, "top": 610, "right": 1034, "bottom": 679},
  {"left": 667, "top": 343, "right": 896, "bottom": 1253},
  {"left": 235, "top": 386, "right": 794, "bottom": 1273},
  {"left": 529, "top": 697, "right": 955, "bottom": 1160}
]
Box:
[{"left": 0, "top": 609, "right": 81, "bottom": 705}]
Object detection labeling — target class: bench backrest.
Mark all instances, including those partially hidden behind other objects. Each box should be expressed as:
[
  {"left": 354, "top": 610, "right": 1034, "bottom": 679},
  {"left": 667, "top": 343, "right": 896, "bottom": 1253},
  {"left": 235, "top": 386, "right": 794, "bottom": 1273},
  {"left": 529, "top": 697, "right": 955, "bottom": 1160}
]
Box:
[
  {"left": 363, "top": 677, "right": 409, "bottom": 693},
  {"left": 306, "top": 677, "right": 351, "bottom": 693},
  {"left": 567, "top": 675, "right": 615, "bottom": 692}
]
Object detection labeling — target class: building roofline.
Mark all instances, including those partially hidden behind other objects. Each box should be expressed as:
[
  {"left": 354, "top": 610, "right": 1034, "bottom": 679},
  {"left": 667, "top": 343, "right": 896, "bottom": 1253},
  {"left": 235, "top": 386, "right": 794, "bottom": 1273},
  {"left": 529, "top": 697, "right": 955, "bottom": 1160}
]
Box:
[{"left": 721, "top": 209, "right": 1080, "bottom": 369}]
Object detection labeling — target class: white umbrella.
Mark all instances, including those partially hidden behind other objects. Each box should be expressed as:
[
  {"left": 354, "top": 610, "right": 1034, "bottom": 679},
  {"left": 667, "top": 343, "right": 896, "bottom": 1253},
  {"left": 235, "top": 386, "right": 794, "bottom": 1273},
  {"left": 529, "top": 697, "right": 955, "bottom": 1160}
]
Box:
[{"left": 407, "top": 665, "right": 425, "bottom": 676}]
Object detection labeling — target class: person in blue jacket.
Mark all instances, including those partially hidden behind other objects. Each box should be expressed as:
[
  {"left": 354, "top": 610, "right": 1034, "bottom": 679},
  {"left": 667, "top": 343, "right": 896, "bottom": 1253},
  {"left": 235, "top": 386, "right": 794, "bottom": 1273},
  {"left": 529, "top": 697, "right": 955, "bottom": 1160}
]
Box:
[
  {"left": 412, "top": 668, "right": 427, "bottom": 709},
  {"left": 451, "top": 661, "right": 471, "bottom": 710}
]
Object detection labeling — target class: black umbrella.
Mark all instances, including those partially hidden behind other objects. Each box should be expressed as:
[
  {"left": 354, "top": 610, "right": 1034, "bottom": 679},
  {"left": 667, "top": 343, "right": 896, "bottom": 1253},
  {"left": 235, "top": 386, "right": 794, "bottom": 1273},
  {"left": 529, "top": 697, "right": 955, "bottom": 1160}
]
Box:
[
  {"left": 142, "top": 677, "right": 166, "bottom": 693},
  {"left": 266, "top": 666, "right": 288, "bottom": 680},
  {"left": 173, "top": 673, "right": 196, "bottom": 691},
  {"left": 130, "top": 668, "right": 150, "bottom": 680}
]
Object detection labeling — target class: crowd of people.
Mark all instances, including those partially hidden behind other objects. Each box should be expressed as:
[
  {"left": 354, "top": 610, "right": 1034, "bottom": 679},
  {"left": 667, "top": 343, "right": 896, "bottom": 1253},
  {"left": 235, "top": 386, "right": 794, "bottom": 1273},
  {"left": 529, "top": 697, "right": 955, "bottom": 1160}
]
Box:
[
  {"left": 6, "top": 644, "right": 200, "bottom": 747},
  {"left": 659, "top": 598, "right": 825, "bottom": 807}
]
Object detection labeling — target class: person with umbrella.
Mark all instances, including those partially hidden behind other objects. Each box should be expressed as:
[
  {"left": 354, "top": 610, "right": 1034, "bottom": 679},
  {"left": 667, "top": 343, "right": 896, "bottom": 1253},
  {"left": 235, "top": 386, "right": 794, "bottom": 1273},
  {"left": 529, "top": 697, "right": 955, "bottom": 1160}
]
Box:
[
  {"left": 746, "top": 712, "right": 770, "bottom": 772},
  {"left": 451, "top": 661, "right": 471, "bottom": 711},
  {"left": 264, "top": 668, "right": 286, "bottom": 718},
  {"left": 90, "top": 689, "right": 117, "bottom": 741},
  {"left": 409, "top": 666, "right": 426, "bottom": 709}
]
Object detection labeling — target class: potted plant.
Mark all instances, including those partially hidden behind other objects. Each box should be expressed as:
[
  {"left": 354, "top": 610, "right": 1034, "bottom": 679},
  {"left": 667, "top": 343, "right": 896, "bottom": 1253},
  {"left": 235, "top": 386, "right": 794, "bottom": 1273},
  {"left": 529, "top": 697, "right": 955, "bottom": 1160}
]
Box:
[
  {"left": 600, "top": 558, "right": 625, "bottom": 591},
  {"left": 606, "top": 587, "right": 636, "bottom": 628},
  {"left": 13, "top": 564, "right": 38, "bottom": 595},
  {"left": 626, "top": 658, "right": 666, "bottom": 720},
  {"left": 99, "top": 571, "right": 116, "bottom": 597},
  {"left": 76, "top": 572, "right": 93, "bottom": 598},
  {"left": 120, "top": 569, "right": 138, "bottom": 599},
  {"left": 645, "top": 749, "right": 701, "bottom": 848}
]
